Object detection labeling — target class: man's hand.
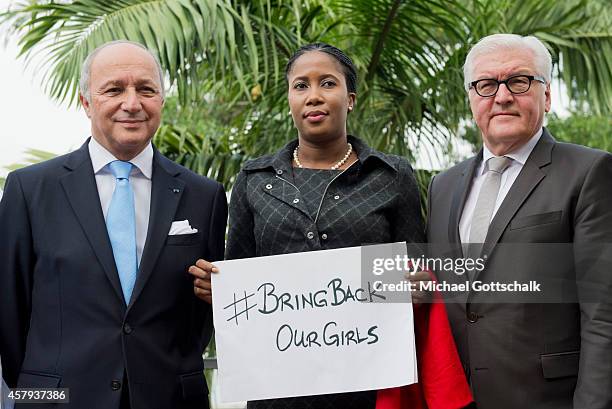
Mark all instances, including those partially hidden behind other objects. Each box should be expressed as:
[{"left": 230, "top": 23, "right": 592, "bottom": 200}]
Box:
[
  {"left": 405, "top": 270, "right": 433, "bottom": 305},
  {"left": 188, "top": 259, "right": 219, "bottom": 304}
]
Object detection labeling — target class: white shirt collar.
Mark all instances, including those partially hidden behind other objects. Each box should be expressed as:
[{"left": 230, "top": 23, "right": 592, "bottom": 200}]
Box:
[
  {"left": 481, "top": 127, "right": 543, "bottom": 173},
  {"left": 88, "top": 137, "right": 153, "bottom": 179}
]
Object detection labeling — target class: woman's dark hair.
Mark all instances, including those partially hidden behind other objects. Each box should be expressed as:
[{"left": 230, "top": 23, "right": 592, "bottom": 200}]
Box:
[{"left": 285, "top": 43, "right": 358, "bottom": 93}]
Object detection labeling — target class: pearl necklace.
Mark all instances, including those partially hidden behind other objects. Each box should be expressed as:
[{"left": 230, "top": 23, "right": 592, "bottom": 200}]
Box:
[{"left": 293, "top": 143, "right": 353, "bottom": 170}]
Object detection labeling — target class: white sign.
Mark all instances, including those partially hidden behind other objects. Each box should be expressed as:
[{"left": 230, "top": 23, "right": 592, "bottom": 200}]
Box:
[{"left": 212, "top": 243, "right": 417, "bottom": 402}]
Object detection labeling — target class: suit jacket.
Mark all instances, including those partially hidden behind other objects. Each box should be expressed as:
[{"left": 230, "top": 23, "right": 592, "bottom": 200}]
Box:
[
  {"left": 226, "top": 135, "right": 424, "bottom": 260},
  {"left": 427, "top": 128, "right": 612, "bottom": 409},
  {"left": 0, "top": 140, "right": 227, "bottom": 409},
  {"left": 2, "top": 358, "right": 14, "bottom": 409}
]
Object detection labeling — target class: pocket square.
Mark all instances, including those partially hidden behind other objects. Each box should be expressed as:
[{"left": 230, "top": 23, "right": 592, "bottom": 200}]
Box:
[{"left": 169, "top": 220, "right": 198, "bottom": 235}]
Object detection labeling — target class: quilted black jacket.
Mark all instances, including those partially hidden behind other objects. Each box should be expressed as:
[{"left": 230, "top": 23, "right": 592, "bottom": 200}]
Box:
[{"left": 225, "top": 135, "right": 424, "bottom": 259}]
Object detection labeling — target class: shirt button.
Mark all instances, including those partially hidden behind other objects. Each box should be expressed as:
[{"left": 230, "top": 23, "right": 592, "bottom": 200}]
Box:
[
  {"left": 123, "top": 323, "right": 132, "bottom": 334},
  {"left": 276, "top": 169, "right": 283, "bottom": 175},
  {"left": 265, "top": 184, "right": 273, "bottom": 190},
  {"left": 111, "top": 380, "right": 122, "bottom": 391},
  {"left": 321, "top": 233, "right": 328, "bottom": 240},
  {"left": 334, "top": 195, "right": 340, "bottom": 200},
  {"left": 293, "top": 198, "right": 300, "bottom": 204},
  {"left": 467, "top": 311, "right": 479, "bottom": 323},
  {"left": 306, "top": 232, "right": 315, "bottom": 239}
]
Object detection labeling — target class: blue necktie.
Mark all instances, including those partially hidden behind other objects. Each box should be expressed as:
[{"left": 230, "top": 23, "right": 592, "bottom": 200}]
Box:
[{"left": 106, "top": 161, "right": 137, "bottom": 304}]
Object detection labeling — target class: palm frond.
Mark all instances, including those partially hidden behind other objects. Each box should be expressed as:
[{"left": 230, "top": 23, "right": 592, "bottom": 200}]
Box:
[
  {"left": 1, "top": 0, "right": 282, "bottom": 105},
  {"left": 2, "top": 0, "right": 611, "bottom": 197}
]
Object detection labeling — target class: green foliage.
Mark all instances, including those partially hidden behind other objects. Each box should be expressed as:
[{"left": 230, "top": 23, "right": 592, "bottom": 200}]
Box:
[
  {"left": 2, "top": 0, "right": 611, "bottom": 195},
  {"left": 547, "top": 112, "right": 612, "bottom": 152}
]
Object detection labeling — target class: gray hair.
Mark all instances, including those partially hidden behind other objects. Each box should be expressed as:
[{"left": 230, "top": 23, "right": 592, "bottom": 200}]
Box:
[
  {"left": 79, "top": 40, "right": 165, "bottom": 103},
  {"left": 463, "top": 34, "right": 552, "bottom": 91}
]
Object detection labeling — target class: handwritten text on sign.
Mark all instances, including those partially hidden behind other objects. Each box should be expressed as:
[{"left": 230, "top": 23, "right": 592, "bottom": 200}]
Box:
[{"left": 212, "top": 243, "right": 417, "bottom": 402}]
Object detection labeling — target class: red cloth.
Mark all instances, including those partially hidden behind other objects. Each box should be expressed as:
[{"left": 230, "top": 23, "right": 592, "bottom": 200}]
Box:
[{"left": 376, "top": 290, "right": 473, "bottom": 409}]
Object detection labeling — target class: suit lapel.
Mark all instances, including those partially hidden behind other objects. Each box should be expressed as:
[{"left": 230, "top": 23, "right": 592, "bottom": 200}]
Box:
[
  {"left": 60, "top": 141, "right": 125, "bottom": 305},
  {"left": 128, "top": 151, "right": 184, "bottom": 310},
  {"left": 439, "top": 155, "right": 480, "bottom": 304},
  {"left": 448, "top": 153, "right": 481, "bottom": 257},
  {"left": 472, "top": 131, "right": 554, "bottom": 282}
]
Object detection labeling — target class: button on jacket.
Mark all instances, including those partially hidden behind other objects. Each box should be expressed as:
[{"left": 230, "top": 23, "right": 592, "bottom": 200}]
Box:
[{"left": 226, "top": 135, "right": 425, "bottom": 260}]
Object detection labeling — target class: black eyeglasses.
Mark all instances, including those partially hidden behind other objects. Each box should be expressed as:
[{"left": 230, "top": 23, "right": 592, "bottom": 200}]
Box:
[{"left": 469, "top": 75, "right": 546, "bottom": 97}]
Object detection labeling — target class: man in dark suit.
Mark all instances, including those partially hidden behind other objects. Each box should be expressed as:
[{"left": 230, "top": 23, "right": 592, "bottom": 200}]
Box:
[
  {"left": 427, "top": 34, "right": 612, "bottom": 409},
  {"left": 0, "top": 41, "right": 227, "bottom": 409},
  {"left": 2, "top": 357, "right": 13, "bottom": 409}
]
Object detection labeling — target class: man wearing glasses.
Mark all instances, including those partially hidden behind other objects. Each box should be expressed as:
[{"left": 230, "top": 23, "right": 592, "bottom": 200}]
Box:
[{"left": 427, "top": 34, "right": 612, "bottom": 408}]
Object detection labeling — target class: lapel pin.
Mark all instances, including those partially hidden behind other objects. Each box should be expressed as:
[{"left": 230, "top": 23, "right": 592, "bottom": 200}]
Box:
[{"left": 172, "top": 188, "right": 180, "bottom": 194}]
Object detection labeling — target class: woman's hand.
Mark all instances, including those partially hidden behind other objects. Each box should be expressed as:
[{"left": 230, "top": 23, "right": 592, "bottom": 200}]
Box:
[{"left": 188, "top": 259, "right": 219, "bottom": 304}]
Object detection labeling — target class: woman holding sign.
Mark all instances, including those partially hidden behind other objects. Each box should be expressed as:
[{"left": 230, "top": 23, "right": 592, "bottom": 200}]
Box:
[{"left": 190, "top": 43, "right": 472, "bottom": 409}]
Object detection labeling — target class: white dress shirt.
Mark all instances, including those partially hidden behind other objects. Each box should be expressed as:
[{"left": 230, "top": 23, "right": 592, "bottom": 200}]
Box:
[
  {"left": 459, "top": 128, "right": 542, "bottom": 244},
  {"left": 88, "top": 137, "right": 153, "bottom": 265}
]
